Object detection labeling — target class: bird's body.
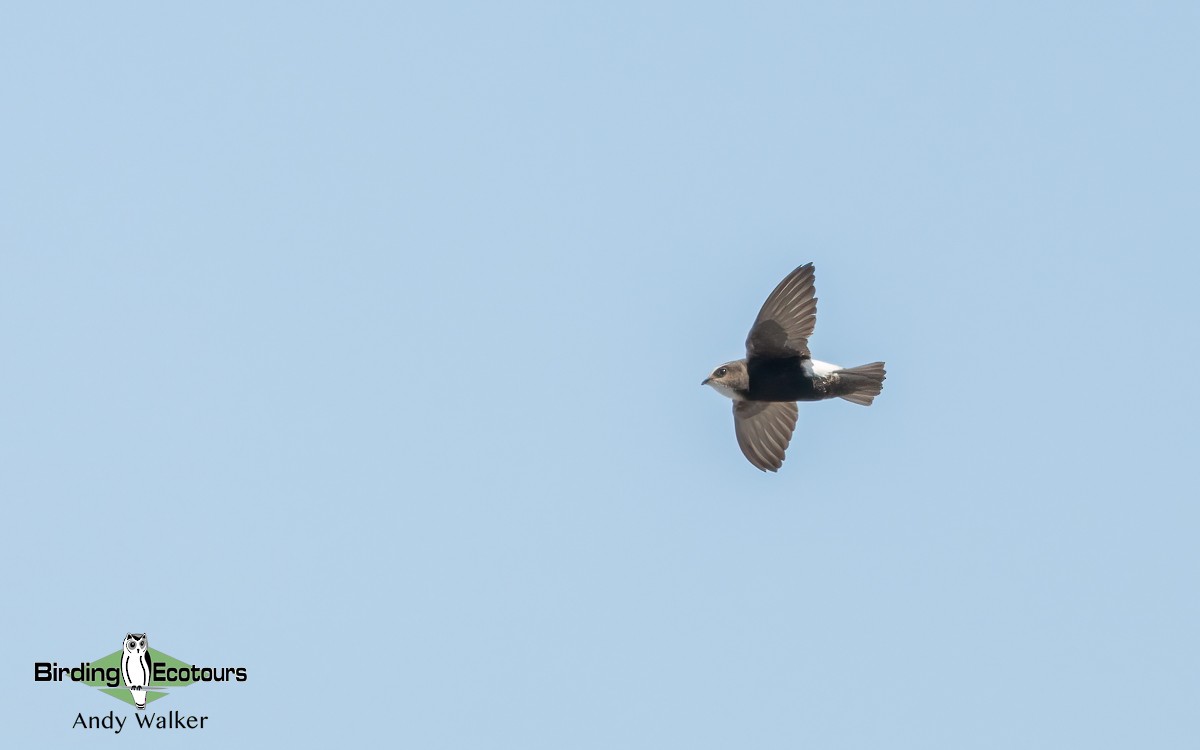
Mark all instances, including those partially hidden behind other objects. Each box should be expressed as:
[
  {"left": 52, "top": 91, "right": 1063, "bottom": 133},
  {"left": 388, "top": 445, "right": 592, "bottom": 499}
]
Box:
[
  {"left": 747, "top": 357, "right": 830, "bottom": 401},
  {"left": 702, "top": 263, "right": 885, "bottom": 472}
]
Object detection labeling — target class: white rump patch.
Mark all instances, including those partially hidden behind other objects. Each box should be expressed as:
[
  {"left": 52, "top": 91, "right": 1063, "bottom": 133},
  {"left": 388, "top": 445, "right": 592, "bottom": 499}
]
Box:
[{"left": 807, "top": 359, "right": 841, "bottom": 378}]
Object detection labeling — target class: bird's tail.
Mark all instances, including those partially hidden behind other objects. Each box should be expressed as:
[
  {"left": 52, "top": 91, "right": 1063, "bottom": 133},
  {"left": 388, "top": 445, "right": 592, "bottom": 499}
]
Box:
[{"left": 835, "top": 362, "right": 886, "bottom": 406}]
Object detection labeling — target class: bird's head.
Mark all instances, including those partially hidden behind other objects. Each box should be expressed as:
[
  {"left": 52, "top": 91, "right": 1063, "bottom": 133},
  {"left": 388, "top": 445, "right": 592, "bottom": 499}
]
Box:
[{"left": 702, "top": 360, "right": 749, "bottom": 400}]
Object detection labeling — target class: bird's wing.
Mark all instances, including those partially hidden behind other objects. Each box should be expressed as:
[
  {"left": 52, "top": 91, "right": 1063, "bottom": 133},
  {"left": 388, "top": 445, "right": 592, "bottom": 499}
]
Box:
[
  {"left": 745, "top": 263, "right": 817, "bottom": 359},
  {"left": 733, "top": 400, "right": 798, "bottom": 472}
]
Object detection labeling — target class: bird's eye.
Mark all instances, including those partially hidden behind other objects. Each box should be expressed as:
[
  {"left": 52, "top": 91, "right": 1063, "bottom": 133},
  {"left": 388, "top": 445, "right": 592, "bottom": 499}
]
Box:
[{"left": 716, "top": 367, "right": 727, "bottom": 377}]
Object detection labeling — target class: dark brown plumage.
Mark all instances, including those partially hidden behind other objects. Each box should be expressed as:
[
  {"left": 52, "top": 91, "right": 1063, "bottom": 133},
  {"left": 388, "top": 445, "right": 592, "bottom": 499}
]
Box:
[{"left": 702, "top": 263, "right": 886, "bottom": 472}]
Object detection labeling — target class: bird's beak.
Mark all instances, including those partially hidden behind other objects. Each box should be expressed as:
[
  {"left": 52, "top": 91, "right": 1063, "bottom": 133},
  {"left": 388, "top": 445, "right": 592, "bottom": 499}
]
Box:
[{"left": 701, "top": 377, "right": 712, "bottom": 386}]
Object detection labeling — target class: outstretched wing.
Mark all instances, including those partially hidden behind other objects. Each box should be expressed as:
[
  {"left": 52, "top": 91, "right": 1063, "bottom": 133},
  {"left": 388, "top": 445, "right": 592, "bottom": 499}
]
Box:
[
  {"left": 745, "top": 263, "right": 817, "bottom": 359},
  {"left": 733, "top": 400, "right": 798, "bottom": 472}
]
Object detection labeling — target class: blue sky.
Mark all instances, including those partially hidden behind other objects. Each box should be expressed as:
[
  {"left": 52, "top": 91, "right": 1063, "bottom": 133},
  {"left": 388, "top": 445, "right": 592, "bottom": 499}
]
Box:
[{"left": 2, "top": 2, "right": 1197, "bottom": 747}]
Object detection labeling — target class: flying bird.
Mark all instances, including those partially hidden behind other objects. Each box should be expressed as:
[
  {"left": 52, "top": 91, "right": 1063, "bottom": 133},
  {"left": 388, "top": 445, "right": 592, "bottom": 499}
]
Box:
[{"left": 702, "top": 263, "right": 885, "bottom": 472}]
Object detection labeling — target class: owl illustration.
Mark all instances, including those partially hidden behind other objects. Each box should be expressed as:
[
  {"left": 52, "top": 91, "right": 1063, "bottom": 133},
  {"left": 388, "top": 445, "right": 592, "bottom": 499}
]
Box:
[{"left": 120, "top": 633, "right": 152, "bottom": 710}]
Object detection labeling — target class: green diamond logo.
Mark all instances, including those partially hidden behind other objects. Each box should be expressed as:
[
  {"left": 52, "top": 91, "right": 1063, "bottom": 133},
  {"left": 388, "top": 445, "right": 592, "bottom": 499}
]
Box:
[{"left": 81, "top": 648, "right": 198, "bottom": 707}]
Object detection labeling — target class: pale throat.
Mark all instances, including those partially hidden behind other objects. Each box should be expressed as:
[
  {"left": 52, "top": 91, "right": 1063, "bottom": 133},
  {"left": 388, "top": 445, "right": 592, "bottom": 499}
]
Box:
[{"left": 705, "top": 380, "right": 746, "bottom": 401}]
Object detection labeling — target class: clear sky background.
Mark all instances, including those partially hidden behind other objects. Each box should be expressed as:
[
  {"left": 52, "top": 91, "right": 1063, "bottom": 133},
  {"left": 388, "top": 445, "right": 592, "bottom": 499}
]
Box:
[{"left": 2, "top": 2, "right": 1197, "bottom": 747}]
